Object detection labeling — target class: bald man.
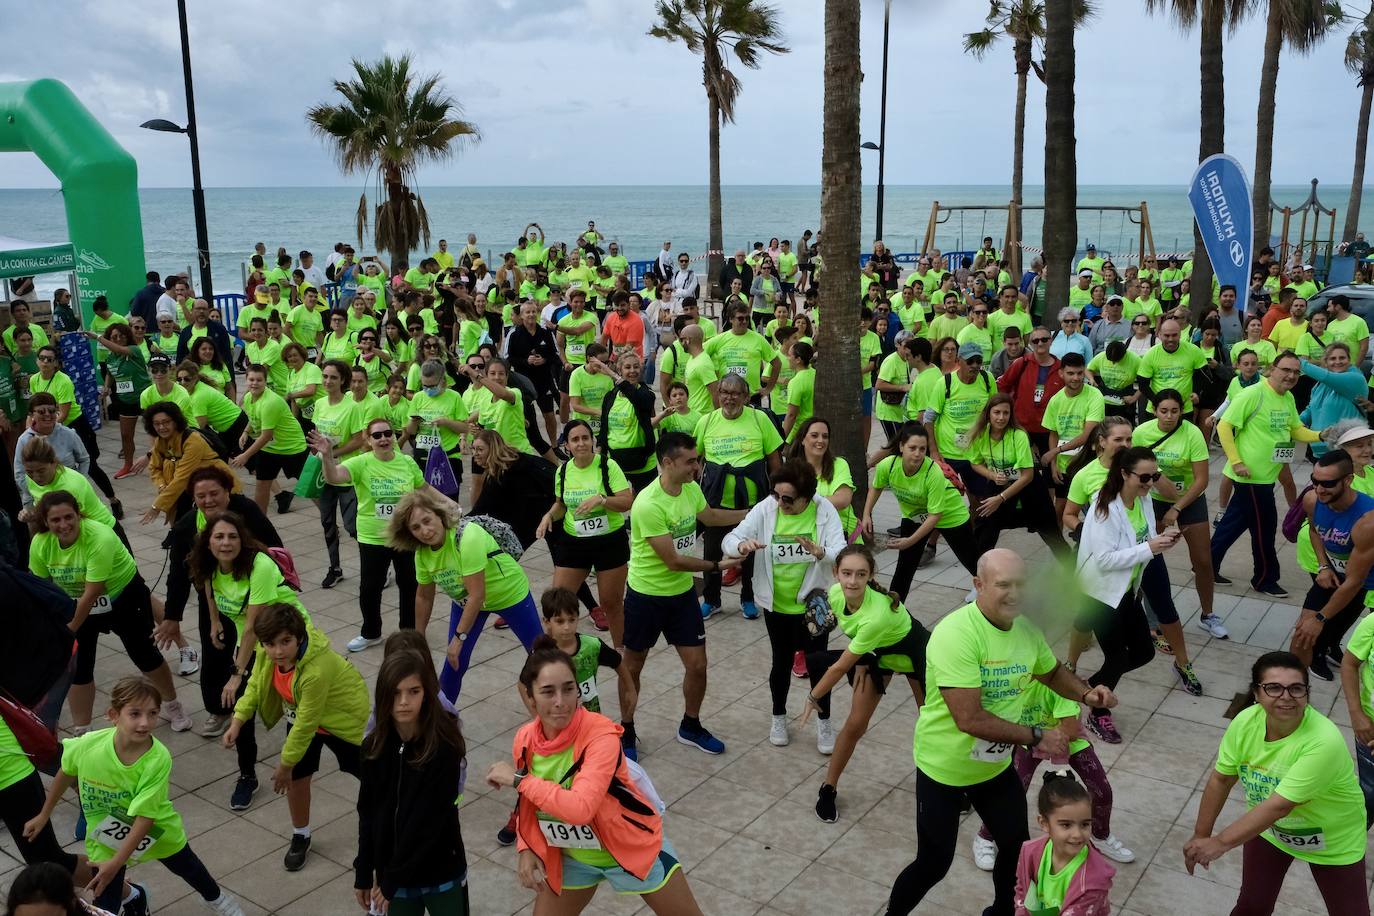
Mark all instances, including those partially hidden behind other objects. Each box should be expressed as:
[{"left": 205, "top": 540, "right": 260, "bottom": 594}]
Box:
[{"left": 887, "top": 549, "right": 1117, "bottom": 916}]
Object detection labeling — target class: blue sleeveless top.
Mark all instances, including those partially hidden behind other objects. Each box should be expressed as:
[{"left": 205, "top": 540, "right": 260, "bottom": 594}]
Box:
[{"left": 1313, "top": 491, "right": 1374, "bottom": 590}]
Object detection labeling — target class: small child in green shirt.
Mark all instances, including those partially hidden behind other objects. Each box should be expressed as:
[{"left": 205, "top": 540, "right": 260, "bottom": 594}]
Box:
[{"left": 654, "top": 382, "right": 701, "bottom": 435}]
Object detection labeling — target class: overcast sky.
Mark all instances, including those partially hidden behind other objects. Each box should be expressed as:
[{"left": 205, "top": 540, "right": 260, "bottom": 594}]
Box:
[{"left": 1, "top": 0, "right": 1363, "bottom": 189}]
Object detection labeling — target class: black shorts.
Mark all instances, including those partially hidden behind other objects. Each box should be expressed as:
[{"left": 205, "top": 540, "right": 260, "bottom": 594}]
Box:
[
  {"left": 286, "top": 727, "right": 362, "bottom": 781},
  {"left": 557, "top": 365, "right": 576, "bottom": 394},
  {"left": 249, "top": 447, "right": 307, "bottom": 482},
  {"left": 624, "top": 586, "right": 705, "bottom": 651},
  {"left": 1152, "top": 495, "right": 1208, "bottom": 528},
  {"left": 109, "top": 396, "right": 142, "bottom": 418},
  {"left": 72, "top": 575, "right": 164, "bottom": 684},
  {"left": 551, "top": 526, "right": 630, "bottom": 572},
  {"left": 534, "top": 387, "right": 557, "bottom": 414}
]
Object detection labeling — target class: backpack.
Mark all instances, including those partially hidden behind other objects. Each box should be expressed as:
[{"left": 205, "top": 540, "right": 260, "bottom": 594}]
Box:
[
  {"left": 265, "top": 546, "right": 302, "bottom": 591},
  {"left": 1282, "top": 485, "right": 1315, "bottom": 544},
  {"left": 0, "top": 689, "right": 58, "bottom": 770},
  {"left": 458, "top": 515, "right": 525, "bottom": 561},
  {"left": 194, "top": 426, "right": 231, "bottom": 462},
  {"left": 944, "top": 368, "right": 993, "bottom": 398}
]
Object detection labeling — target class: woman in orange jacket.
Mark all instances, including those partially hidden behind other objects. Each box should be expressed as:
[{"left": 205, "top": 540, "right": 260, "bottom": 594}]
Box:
[{"left": 486, "top": 636, "right": 703, "bottom": 915}]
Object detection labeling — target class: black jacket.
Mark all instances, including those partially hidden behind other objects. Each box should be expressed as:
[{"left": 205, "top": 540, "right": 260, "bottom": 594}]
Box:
[
  {"left": 354, "top": 731, "right": 468, "bottom": 899},
  {"left": 163, "top": 494, "right": 281, "bottom": 622},
  {"left": 176, "top": 320, "right": 234, "bottom": 366},
  {"left": 597, "top": 381, "right": 657, "bottom": 473},
  {"left": 506, "top": 324, "right": 563, "bottom": 392},
  {"left": 471, "top": 453, "right": 556, "bottom": 548},
  {"left": 719, "top": 260, "right": 753, "bottom": 295}
]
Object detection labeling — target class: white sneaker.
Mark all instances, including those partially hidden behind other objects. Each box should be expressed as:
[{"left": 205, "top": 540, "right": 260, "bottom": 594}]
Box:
[
  {"left": 163, "top": 699, "right": 192, "bottom": 732},
  {"left": 1092, "top": 833, "right": 1136, "bottom": 863},
  {"left": 972, "top": 833, "right": 997, "bottom": 871},
  {"left": 1197, "top": 613, "right": 1230, "bottom": 639},
  {"left": 178, "top": 646, "right": 200, "bottom": 676},
  {"left": 204, "top": 891, "right": 245, "bottom": 915},
  {"left": 769, "top": 714, "right": 790, "bottom": 747},
  {"left": 816, "top": 717, "right": 836, "bottom": 755},
  {"left": 347, "top": 635, "right": 383, "bottom": 653}
]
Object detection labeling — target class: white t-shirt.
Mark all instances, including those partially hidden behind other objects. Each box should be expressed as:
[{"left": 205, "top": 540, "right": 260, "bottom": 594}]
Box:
[
  {"left": 155, "top": 293, "right": 181, "bottom": 325},
  {"left": 301, "top": 264, "right": 328, "bottom": 289}
]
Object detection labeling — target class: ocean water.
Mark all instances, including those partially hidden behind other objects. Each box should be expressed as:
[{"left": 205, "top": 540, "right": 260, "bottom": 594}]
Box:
[{"left": 0, "top": 183, "right": 1365, "bottom": 296}]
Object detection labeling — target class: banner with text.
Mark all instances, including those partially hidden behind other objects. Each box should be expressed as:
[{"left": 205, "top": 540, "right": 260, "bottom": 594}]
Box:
[{"left": 1187, "top": 153, "right": 1253, "bottom": 297}]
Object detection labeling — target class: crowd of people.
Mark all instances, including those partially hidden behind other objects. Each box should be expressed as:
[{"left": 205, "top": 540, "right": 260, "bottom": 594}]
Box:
[{"left": 1, "top": 225, "right": 1372, "bottom": 916}]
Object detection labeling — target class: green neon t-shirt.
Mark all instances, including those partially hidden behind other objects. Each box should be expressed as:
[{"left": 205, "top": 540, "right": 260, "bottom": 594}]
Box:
[
  {"left": 210, "top": 551, "right": 306, "bottom": 635},
  {"left": 785, "top": 367, "right": 815, "bottom": 441},
  {"left": 27, "top": 466, "right": 116, "bottom": 528},
  {"left": 875, "top": 352, "right": 912, "bottom": 423},
  {"left": 1133, "top": 419, "right": 1208, "bottom": 503},
  {"left": 558, "top": 312, "right": 599, "bottom": 366},
  {"left": 956, "top": 324, "right": 994, "bottom": 363},
  {"left": 705, "top": 329, "right": 776, "bottom": 394},
  {"left": 139, "top": 381, "right": 191, "bottom": 414},
  {"left": 1066, "top": 459, "right": 1111, "bottom": 509},
  {"left": 415, "top": 523, "right": 530, "bottom": 610},
  {"left": 559, "top": 456, "right": 631, "bottom": 538},
  {"left": 770, "top": 502, "right": 819, "bottom": 614},
  {"left": 694, "top": 408, "right": 783, "bottom": 509},
  {"left": 858, "top": 330, "right": 883, "bottom": 390},
  {"left": 61, "top": 729, "right": 188, "bottom": 864},
  {"left": 30, "top": 371, "right": 80, "bottom": 423},
  {"left": 342, "top": 452, "right": 425, "bottom": 545},
  {"left": 311, "top": 395, "right": 362, "bottom": 450},
  {"left": 189, "top": 383, "right": 242, "bottom": 432},
  {"left": 29, "top": 522, "right": 135, "bottom": 600},
  {"left": 1139, "top": 341, "right": 1206, "bottom": 403},
  {"left": 1042, "top": 387, "right": 1106, "bottom": 472},
  {"left": 286, "top": 304, "right": 325, "bottom": 350},
  {"left": 928, "top": 370, "right": 993, "bottom": 460},
  {"left": 321, "top": 331, "right": 356, "bottom": 365},
  {"left": 1087, "top": 351, "right": 1140, "bottom": 401},
  {"left": 244, "top": 339, "right": 287, "bottom": 395},
  {"left": 1220, "top": 381, "right": 1301, "bottom": 484},
  {"left": 1327, "top": 314, "right": 1370, "bottom": 353},
  {"left": 1033, "top": 841, "right": 1088, "bottom": 910},
  {"left": 826, "top": 582, "right": 914, "bottom": 668},
  {"left": 568, "top": 367, "right": 615, "bottom": 435},
  {"left": 872, "top": 455, "right": 970, "bottom": 527},
  {"left": 1231, "top": 339, "right": 1277, "bottom": 369},
  {"left": 244, "top": 388, "right": 306, "bottom": 455},
  {"left": 627, "top": 478, "right": 707, "bottom": 597},
  {"left": 971, "top": 427, "right": 1035, "bottom": 483},
  {"left": 0, "top": 717, "right": 34, "bottom": 792},
  {"left": 409, "top": 388, "right": 468, "bottom": 455},
  {"left": 684, "top": 351, "right": 720, "bottom": 418},
  {"left": 817, "top": 456, "right": 858, "bottom": 534}
]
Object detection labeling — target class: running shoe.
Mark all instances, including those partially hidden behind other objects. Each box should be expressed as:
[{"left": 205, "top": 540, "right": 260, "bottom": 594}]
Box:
[
  {"left": 588, "top": 606, "right": 610, "bottom": 631},
  {"left": 1174, "top": 662, "right": 1204, "bottom": 697},
  {"left": 321, "top": 567, "right": 344, "bottom": 589},
  {"left": 1254, "top": 583, "right": 1290, "bottom": 599},
  {"left": 229, "top": 775, "right": 258, "bottom": 811},
  {"left": 1151, "top": 629, "right": 1173, "bottom": 655},
  {"left": 198, "top": 714, "right": 230, "bottom": 738},
  {"left": 700, "top": 600, "right": 721, "bottom": 620},
  {"left": 496, "top": 807, "right": 518, "bottom": 847},
  {"left": 722, "top": 566, "right": 742, "bottom": 587},
  {"left": 971, "top": 834, "right": 997, "bottom": 872},
  {"left": 1197, "top": 613, "right": 1230, "bottom": 639},
  {"left": 740, "top": 600, "right": 759, "bottom": 620},
  {"left": 1327, "top": 644, "right": 1345, "bottom": 666},
  {"left": 921, "top": 542, "right": 937, "bottom": 565},
  {"left": 816, "top": 717, "right": 836, "bottom": 755},
  {"left": 1092, "top": 833, "right": 1136, "bottom": 863},
  {"left": 121, "top": 883, "right": 151, "bottom": 916},
  {"left": 178, "top": 646, "right": 200, "bottom": 675},
  {"left": 275, "top": 491, "right": 293, "bottom": 514},
  {"left": 493, "top": 617, "right": 509, "bottom": 630},
  {"left": 1084, "top": 711, "right": 1123, "bottom": 744},
  {"left": 1310, "top": 655, "right": 1335, "bottom": 682},
  {"left": 113, "top": 464, "right": 134, "bottom": 480},
  {"left": 205, "top": 891, "right": 245, "bottom": 915},
  {"left": 1212, "top": 572, "right": 1233, "bottom": 585},
  {"left": 792, "top": 651, "right": 808, "bottom": 678},
  {"left": 677, "top": 722, "right": 725, "bottom": 755},
  {"left": 347, "top": 635, "right": 382, "bottom": 652},
  {"left": 283, "top": 833, "right": 311, "bottom": 871},
  {"left": 815, "top": 784, "right": 838, "bottom": 823},
  {"left": 109, "top": 498, "right": 124, "bottom": 521},
  {"left": 162, "top": 699, "right": 192, "bottom": 732},
  {"left": 769, "top": 714, "right": 789, "bottom": 747},
  {"left": 622, "top": 737, "right": 638, "bottom": 763}
]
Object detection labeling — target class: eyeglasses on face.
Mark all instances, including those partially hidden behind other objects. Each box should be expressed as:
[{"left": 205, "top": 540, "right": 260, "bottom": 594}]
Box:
[
  {"left": 1257, "top": 682, "right": 1308, "bottom": 698},
  {"left": 771, "top": 490, "right": 798, "bottom": 506},
  {"left": 369, "top": 429, "right": 394, "bottom": 440},
  {"left": 1132, "top": 320, "right": 1149, "bottom": 326},
  {"left": 1310, "top": 476, "right": 1345, "bottom": 490}
]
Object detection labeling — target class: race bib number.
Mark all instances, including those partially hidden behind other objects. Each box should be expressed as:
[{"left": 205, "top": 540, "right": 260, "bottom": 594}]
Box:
[
  {"left": 93, "top": 814, "right": 157, "bottom": 861},
  {"left": 538, "top": 818, "right": 602, "bottom": 850},
  {"left": 375, "top": 502, "right": 396, "bottom": 519},
  {"left": 115, "top": 380, "right": 134, "bottom": 394},
  {"left": 1174, "top": 478, "right": 1186, "bottom": 494},
  {"left": 1103, "top": 393, "right": 1123, "bottom": 406},
  {"left": 771, "top": 540, "right": 813, "bottom": 564},
  {"left": 726, "top": 364, "right": 748, "bottom": 377},
  {"left": 415, "top": 432, "right": 441, "bottom": 451},
  {"left": 89, "top": 595, "right": 112, "bottom": 616},
  {"left": 1033, "top": 385, "right": 1045, "bottom": 404},
  {"left": 282, "top": 704, "right": 297, "bottom": 724},
  {"left": 1271, "top": 825, "right": 1325, "bottom": 853},
  {"left": 1331, "top": 555, "right": 1349, "bottom": 575},
  {"left": 910, "top": 514, "right": 929, "bottom": 527},
  {"left": 1272, "top": 443, "right": 1295, "bottom": 463},
  {"left": 954, "top": 431, "right": 971, "bottom": 450},
  {"left": 567, "top": 342, "right": 586, "bottom": 359},
  {"left": 969, "top": 738, "right": 1015, "bottom": 763},
  {"left": 306, "top": 348, "right": 319, "bottom": 362},
  {"left": 578, "top": 676, "right": 599, "bottom": 705},
  {"left": 674, "top": 532, "right": 697, "bottom": 553},
  {"left": 574, "top": 514, "right": 609, "bottom": 537}
]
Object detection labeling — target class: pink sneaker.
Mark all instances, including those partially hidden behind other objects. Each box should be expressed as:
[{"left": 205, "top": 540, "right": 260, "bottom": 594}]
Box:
[{"left": 1085, "top": 710, "right": 1122, "bottom": 744}]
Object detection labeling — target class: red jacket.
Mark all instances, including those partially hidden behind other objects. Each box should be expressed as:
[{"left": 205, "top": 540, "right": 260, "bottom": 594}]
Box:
[
  {"left": 997, "top": 353, "right": 1063, "bottom": 435},
  {"left": 1015, "top": 835, "right": 1115, "bottom": 916}
]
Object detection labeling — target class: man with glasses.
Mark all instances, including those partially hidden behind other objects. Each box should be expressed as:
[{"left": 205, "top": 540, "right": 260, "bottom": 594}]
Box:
[
  {"left": 1138, "top": 317, "right": 1206, "bottom": 413},
  {"left": 925, "top": 343, "right": 995, "bottom": 485},
  {"left": 1212, "top": 351, "right": 1322, "bottom": 598},
  {"left": 623, "top": 431, "right": 748, "bottom": 756},
  {"left": 1049, "top": 308, "right": 1092, "bottom": 362},
  {"left": 996, "top": 327, "right": 1063, "bottom": 456},
  {"left": 719, "top": 248, "right": 754, "bottom": 297},
  {"left": 1292, "top": 447, "right": 1374, "bottom": 677},
  {"left": 1088, "top": 295, "right": 1130, "bottom": 354},
  {"left": 987, "top": 286, "right": 1030, "bottom": 354},
  {"left": 175, "top": 298, "right": 232, "bottom": 365},
  {"left": 705, "top": 301, "right": 781, "bottom": 405}
]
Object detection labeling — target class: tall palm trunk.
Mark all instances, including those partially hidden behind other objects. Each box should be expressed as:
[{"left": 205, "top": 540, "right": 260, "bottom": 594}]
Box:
[
  {"left": 708, "top": 92, "right": 724, "bottom": 299},
  {"left": 1346, "top": 80, "right": 1373, "bottom": 242},
  {"left": 384, "top": 162, "right": 407, "bottom": 270},
  {"left": 816, "top": 0, "right": 864, "bottom": 495},
  {"left": 1010, "top": 37, "right": 1030, "bottom": 278},
  {"left": 1192, "top": 5, "right": 1224, "bottom": 322},
  {"left": 1041, "top": 0, "right": 1077, "bottom": 323},
  {"left": 1252, "top": 2, "right": 1283, "bottom": 254}
]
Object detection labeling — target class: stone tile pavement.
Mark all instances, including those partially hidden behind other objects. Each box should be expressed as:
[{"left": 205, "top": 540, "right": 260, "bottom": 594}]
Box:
[{"left": 2, "top": 426, "right": 1370, "bottom": 915}]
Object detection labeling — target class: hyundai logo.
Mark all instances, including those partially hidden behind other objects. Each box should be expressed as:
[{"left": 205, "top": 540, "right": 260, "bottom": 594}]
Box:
[{"left": 1229, "top": 239, "right": 1244, "bottom": 267}]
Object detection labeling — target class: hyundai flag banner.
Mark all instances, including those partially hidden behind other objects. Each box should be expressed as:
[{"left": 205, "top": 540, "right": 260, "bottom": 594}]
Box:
[{"left": 1188, "top": 153, "right": 1253, "bottom": 298}]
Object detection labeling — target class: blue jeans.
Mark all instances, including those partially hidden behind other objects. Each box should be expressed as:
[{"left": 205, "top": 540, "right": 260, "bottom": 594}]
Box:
[
  {"left": 1359, "top": 742, "right": 1374, "bottom": 830},
  {"left": 439, "top": 593, "right": 543, "bottom": 701},
  {"left": 1210, "top": 479, "right": 1280, "bottom": 590}
]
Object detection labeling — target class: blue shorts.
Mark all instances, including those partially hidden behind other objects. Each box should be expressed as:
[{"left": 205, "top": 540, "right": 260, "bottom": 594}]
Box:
[
  {"left": 860, "top": 387, "right": 874, "bottom": 416},
  {"left": 561, "top": 839, "right": 681, "bottom": 895}
]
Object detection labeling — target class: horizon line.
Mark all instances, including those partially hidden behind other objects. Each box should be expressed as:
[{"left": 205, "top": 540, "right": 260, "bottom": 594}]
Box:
[{"left": 0, "top": 182, "right": 1354, "bottom": 192}]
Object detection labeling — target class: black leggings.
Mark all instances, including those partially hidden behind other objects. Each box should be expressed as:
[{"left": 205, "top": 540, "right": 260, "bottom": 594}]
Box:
[
  {"left": 200, "top": 610, "right": 256, "bottom": 777},
  {"left": 887, "top": 765, "right": 1028, "bottom": 916},
  {"left": 69, "top": 414, "right": 115, "bottom": 499},
  {"left": 94, "top": 844, "right": 221, "bottom": 912},
  {"left": 763, "top": 610, "right": 829, "bottom": 718},
  {"left": 1082, "top": 592, "right": 1154, "bottom": 715},
  {"left": 973, "top": 477, "right": 1069, "bottom": 558},
  {"left": 703, "top": 523, "right": 755, "bottom": 606},
  {"left": 359, "top": 542, "right": 418, "bottom": 639},
  {"left": 890, "top": 517, "right": 980, "bottom": 601},
  {"left": 0, "top": 771, "right": 77, "bottom": 872}
]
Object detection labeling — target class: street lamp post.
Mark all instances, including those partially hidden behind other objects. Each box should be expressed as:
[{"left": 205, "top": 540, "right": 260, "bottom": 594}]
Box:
[
  {"left": 861, "top": 0, "right": 891, "bottom": 244},
  {"left": 141, "top": 0, "right": 212, "bottom": 299}
]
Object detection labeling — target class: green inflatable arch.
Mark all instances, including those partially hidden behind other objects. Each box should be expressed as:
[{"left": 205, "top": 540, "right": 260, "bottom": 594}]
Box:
[{"left": 0, "top": 79, "right": 145, "bottom": 325}]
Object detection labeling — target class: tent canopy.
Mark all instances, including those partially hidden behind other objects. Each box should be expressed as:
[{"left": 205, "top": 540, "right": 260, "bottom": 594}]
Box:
[{"left": 0, "top": 234, "right": 75, "bottom": 281}]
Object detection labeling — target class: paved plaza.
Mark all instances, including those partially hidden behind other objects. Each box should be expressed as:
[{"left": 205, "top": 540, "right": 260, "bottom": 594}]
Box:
[{"left": 1, "top": 424, "right": 1368, "bottom": 915}]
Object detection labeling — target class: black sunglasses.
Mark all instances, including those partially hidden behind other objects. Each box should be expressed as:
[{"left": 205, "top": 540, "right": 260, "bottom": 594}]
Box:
[
  {"left": 1131, "top": 471, "right": 1162, "bottom": 484},
  {"left": 771, "top": 491, "right": 798, "bottom": 506},
  {"left": 370, "top": 430, "right": 394, "bottom": 440},
  {"left": 1310, "top": 476, "right": 1345, "bottom": 490}
]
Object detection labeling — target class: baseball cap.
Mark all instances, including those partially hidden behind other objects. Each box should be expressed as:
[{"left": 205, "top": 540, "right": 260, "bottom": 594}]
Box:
[
  {"left": 958, "top": 342, "right": 985, "bottom": 361},
  {"left": 1107, "top": 295, "right": 1124, "bottom": 305},
  {"left": 1086, "top": 244, "right": 1097, "bottom": 251}
]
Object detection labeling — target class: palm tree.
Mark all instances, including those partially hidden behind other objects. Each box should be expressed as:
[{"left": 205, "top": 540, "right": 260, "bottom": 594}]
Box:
[
  {"left": 1252, "top": 1, "right": 1341, "bottom": 253},
  {"left": 307, "top": 54, "right": 480, "bottom": 269},
  {"left": 963, "top": 1, "right": 1094, "bottom": 278},
  {"left": 649, "top": 0, "right": 787, "bottom": 296},
  {"left": 1146, "top": 0, "right": 1250, "bottom": 321},
  {"left": 1042, "top": 0, "right": 1079, "bottom": 323},
  {"left": 814, "top": 0, "right": 865, "bottom": 491},
  {"left": 1344, "top": 9, "right": 1374, "bottom": 242}
]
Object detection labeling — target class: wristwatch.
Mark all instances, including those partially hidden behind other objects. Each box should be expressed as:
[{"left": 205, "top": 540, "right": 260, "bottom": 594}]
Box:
[
  {"left": 1314, "top": 612, "right": 1328, "bottom": 624},
  {"left": 512, "top": 770, "right": 526, "bottom": 790},
  {"left": 456, "top": 631, "right": 468, "bottom": 642},
  {"left": 1029, "top": 725, "right": 1044, "bottom": 747}
]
